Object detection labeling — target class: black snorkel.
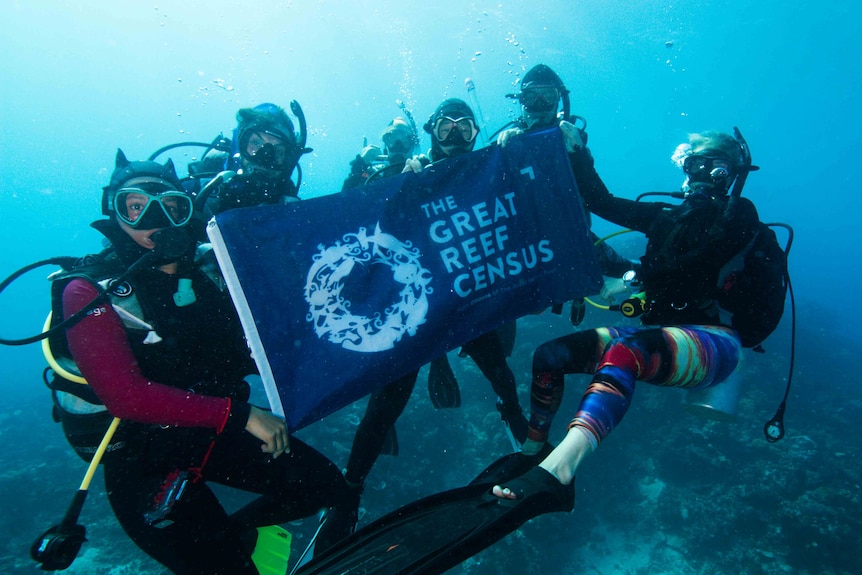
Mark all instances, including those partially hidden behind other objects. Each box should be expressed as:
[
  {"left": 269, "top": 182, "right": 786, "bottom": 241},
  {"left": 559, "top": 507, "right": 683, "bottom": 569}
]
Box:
[
  {"left": 730, "top": 126, "right": 760, "bottom": 198},
  {"left": 290, "top": 100, "right": 313, "bottom": 191},
  {"left": 291, "top": 100, "right": 310, "bottom": 153},
  {"left": 464, "top": 78, "right": 489, "bottom": 146},
  {"left": 560, "top": 87, "right": 572, "bottom": 125},
  {"left": 728, "top": 126, "right": 794, "bottom": 443}
]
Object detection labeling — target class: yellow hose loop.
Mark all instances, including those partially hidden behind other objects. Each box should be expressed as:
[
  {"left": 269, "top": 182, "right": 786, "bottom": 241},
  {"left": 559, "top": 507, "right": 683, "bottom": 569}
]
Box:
[{"left": 41, "top": 312, "right": 87, "bottom": 384}]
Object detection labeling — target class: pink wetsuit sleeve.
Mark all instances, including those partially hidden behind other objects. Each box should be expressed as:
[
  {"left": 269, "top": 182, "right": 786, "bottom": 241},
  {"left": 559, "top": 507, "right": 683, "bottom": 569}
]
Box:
[{"left": 63, "top": 278, "right": 232, "bottom": 431}]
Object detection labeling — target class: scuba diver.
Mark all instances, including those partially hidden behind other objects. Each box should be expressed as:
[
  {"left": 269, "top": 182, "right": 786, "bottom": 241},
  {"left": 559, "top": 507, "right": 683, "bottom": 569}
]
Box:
[
  {"left": 492, "top": 62, "right": 581, "bottom": 140},
  {"left": 342, "top": 116, "right": 419, "bottom": 189},
  {"left": 401, "top": 98, "right": 529, "bottom": 443},
  {"left": 315, "top": 96, "right": 526, "bottom": 561},
  {"left": 313, "top": 110, "right": 424, "bottom": 551},
  {"left": 489, "top": 127, "right": 788, "bottom": 505},
  {"left": 497, "top": 63, "right": 639, "bottom": 325},
  {"left": 202, "top": 102, "right": 312, "bottom": 215},
  {"left": 39, "top": 150, "right": 350, "bottom": 574}
]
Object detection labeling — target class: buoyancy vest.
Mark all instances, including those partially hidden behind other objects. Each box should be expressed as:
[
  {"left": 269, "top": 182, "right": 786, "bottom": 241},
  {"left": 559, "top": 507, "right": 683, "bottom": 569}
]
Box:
[
  {"left": 638, "top": 196, "right": 786, "bottom": 347},
  {"left": 714, "top": 222, "right": 788, "bottom": 348},
  {"left": 46, "top": 244, "right": 253, "bottom": 462}
]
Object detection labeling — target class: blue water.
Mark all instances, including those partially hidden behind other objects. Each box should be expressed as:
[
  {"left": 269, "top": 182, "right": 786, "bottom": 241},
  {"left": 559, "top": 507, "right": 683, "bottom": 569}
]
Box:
[{"left": 2, "top": 2, "right": 860, "bottom": 573}]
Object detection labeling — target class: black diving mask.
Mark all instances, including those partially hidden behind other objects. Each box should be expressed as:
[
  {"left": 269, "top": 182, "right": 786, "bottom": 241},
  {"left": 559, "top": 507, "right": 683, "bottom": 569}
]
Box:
[
  {"left": 683, "top": 155, "right": 732, "bottom": 183},
  {"left": 241, "top": 130, "right": 292, "bottom": 171},
  {"left": 382, "top": 128, "right": 415, "bottom": 155},
  {"left": 518, "top": 86, "right": 560, "bottom": 113}
]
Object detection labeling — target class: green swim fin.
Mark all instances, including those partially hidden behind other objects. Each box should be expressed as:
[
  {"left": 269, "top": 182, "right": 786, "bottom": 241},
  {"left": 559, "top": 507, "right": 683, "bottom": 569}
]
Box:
[{"left": 251, "top": 525, "right": 292, "bottom": 575}]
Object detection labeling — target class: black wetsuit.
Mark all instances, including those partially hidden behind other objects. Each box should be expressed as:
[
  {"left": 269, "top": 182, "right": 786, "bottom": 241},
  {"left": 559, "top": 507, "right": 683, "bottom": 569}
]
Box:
[
  {"left": 335, "top": 158, "right": 423, "bottom": 489},
  {"left": 67, "top": 254, "right": 349, "bottom": 575},
  {"left": 337, "top": 146, "right": 524, "bottom": 487},
  {"left": 569, "top": 147, "right": 760, "bottom": 323}
]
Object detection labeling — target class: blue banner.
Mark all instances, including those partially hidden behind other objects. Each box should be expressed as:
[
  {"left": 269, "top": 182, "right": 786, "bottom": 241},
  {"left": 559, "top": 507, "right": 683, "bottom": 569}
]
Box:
[{"left": 209, "top": 128, "right": 602, "bottom": 430}]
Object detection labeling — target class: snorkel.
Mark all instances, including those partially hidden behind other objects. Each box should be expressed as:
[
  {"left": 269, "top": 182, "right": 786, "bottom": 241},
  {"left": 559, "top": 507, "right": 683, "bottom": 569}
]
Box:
[
  {"left": 560, "top": 86, "right": 571, "bottom": 125},
  {"left": 396, "top": 100, "right": 421, "bottom": 152},
  {"left": 730, "top": 126, "right": 760, "bottom": 198},
  {"left": 290, "top": 99, "right": 313, "bottom": 190}
]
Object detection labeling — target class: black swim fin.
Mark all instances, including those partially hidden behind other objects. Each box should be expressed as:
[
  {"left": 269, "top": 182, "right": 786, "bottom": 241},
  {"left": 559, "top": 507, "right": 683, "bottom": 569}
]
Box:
[
  {"left": 295, "top": 467, "right": 573, "bottom": 575},
  {"left": 380, "top": 425, "right": 399, "bottom": 457},
  {"left": 427, "top": 355, "right": 461, "bottom": 409},
  {"left": 469, "top": 444, "right": 554, "bottom": 487},
  {"left": 570, "top": 297, "right": 586, "bottom": 326}
]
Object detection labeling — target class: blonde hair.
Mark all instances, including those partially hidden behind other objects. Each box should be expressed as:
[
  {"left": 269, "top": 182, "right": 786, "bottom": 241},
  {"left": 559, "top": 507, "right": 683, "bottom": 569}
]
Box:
[{"left": 688, "top": 131, "right": 743, "bottom": 167}]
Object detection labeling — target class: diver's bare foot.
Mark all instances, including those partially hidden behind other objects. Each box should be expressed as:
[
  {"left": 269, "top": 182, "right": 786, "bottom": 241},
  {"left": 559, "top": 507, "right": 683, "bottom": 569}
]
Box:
[{"left": 491, "top": 485, "right": 518, "bottom": 500}]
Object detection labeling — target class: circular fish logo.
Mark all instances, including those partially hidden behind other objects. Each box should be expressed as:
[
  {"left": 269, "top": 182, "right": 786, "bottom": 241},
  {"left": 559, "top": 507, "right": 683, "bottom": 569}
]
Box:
[{"left": 305, "top": 224, "right": 433, "bottom": 352}]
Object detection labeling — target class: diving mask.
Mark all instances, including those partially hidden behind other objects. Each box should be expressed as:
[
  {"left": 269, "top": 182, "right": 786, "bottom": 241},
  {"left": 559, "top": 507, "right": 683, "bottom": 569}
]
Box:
[
  {"left": 382, "top": 133, "right": 413, "bottom": 157},
  {"left": 432, "top": 116, "right": 478, "bottom": 144},
  {"left": 241, "top": 131, "right": 291, "bottom": 170},
  {"left": 114, "top": 186, "right": 193, "bottom": 229},
  {"left": 682, "top": 155, "right": 732, "bottom": 183},
  {"left": 518, "top": 86, "right": 560, "bottom": 113}
]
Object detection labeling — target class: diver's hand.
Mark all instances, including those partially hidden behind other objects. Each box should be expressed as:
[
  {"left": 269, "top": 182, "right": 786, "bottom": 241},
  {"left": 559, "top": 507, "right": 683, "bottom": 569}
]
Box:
[
  {"left": 360, "top": 145, "right": 382, "bottom": 165},
  {"left": 599, "top": 278, "right": 628, "bottom": 303},
  {"left": 402, "top": 156, "right": 426, "bottom": 174},
  {"left": 348, "top": 155, "right": 366, "bottom": 177},
  {"left": 559, "top": 120, "right": 585, "bottom": 153},
  {"left": 245, "top": 405, "right": 290, "bottom": 458},
  {"left": 497, "top": 128, "right": 523, "bottom": 147}
]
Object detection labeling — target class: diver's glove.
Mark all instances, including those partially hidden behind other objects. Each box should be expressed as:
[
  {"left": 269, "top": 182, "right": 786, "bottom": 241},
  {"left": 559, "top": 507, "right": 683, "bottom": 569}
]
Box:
[
  {"left": 559, "top": 120, "right": 586, "bottom": 153},
  {"left": 348, "top": 146, "right": 382, "bottom": 177},
  {"left": 497, "top": 128, "right": 523, "bottom": 147},
  {"left": 402, "top": 155, "right": 429, "bottom": 174},
  {"left": 348, "top": 155, "right": 366, "bottom": 177}
]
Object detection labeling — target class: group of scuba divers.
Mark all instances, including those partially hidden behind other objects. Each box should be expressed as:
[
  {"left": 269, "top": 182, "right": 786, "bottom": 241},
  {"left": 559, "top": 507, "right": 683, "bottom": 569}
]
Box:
[{"left": 2, "top": 63, "right": 794, "bottom": 575}]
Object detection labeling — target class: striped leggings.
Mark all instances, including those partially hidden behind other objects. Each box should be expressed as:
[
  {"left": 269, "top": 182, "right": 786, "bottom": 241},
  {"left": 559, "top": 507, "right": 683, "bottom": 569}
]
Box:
[{"left": 528, "top": 325, "right": 742, "bottom": 446}]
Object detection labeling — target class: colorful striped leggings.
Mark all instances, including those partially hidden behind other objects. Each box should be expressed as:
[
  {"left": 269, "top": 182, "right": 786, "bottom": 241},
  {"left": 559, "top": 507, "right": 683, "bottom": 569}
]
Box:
[{"left": 528, "top": 325, "right": 742, "bottom": 446}]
